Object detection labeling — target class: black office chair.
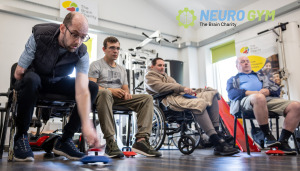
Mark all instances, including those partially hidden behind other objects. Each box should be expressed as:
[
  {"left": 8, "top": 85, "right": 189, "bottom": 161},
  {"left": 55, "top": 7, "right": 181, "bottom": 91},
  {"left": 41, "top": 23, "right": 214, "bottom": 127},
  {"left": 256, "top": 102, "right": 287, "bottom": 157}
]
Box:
[
  {"left": 0, "top": 63, "right": 76, "bottom": 161},
  {"left": 233, "top": 109, "right": 300, "bottom": 155}
]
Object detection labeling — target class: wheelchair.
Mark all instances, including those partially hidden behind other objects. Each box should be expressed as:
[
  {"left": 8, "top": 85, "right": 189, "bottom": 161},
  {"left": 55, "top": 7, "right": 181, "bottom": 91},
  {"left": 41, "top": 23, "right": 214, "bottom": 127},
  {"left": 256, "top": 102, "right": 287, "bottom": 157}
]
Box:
[
  {"left": 149, "top": 91, "right": 203, "bottom": 155},
  {"left": 0, "top": 63, "right": 76, "bottom": 161}
]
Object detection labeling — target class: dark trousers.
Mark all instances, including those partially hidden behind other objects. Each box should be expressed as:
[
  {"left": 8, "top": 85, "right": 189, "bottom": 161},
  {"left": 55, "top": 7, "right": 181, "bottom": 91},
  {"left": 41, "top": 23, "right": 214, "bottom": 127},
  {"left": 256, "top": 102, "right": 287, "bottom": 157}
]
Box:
[{"left": 15, "top": 71, "right": 98, "bottom": 140}]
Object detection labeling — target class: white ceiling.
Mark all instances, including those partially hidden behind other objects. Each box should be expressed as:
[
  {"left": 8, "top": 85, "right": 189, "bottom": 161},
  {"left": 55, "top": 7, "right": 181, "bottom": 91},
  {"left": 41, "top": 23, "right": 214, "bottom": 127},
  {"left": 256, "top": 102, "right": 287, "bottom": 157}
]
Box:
[{"left": 145, "top": 0, "right": 259, "bottom": 21}]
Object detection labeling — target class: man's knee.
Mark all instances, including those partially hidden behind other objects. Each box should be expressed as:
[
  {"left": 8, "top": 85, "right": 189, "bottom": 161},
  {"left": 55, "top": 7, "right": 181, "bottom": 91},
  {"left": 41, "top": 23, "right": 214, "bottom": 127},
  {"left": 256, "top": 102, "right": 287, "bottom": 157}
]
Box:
[
  {"left": 21, "top": 72, "right": 41, "bottom": 90},
  {"left": 143, "top": 94, "right": 153, "bottom": 102},
  {"left": 286, "top": 101, "right": 300, "bottom": 115},
  {"left": 96, "top": 89, "right": 113, "bottom": 103},
  {"left": 88, "top": 81, "right": 98, "bottom": 101},
  {"left": 250, "top": 93, "right": 267, "bottom": 105}
]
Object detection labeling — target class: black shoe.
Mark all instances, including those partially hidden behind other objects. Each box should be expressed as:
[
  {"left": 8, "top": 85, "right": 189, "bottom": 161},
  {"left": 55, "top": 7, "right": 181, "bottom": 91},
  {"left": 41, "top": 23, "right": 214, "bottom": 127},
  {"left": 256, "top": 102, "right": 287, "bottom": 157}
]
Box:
[
  {"left": 14, "top": 134, "right": 34, "bottom": 161},
  {"left": 217, "top": 131, "right": 234, "bottom": 145},
  {"left": 265, "top": 134, "right": 280, "bottom": 148},
  {"left": 214, "top": 139, "right": 240, "bottom": 156},
  {"left": 53, "top": 137, "right": 85, "bottom": 160},
  {"left": 278, "top": 141, "right": 297, "bottom": 155},
  {"left": 253, "top": 138, "right": 264, "bottom": 149},
  {"left": 132, "top": 138, "right": 162, "bottom": 157},
  {"left": 252, "top": 130, "right": 265, "bottom": 149},
  {"left": 105, "top": 139, "right": 124, "bottom": 158}
]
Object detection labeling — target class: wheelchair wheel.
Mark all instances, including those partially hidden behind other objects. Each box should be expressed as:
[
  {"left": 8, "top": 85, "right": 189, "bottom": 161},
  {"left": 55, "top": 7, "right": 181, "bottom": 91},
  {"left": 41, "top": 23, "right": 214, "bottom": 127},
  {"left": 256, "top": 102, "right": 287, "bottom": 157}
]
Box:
[
  {"left": 178, "top": 135, "right": 195, "bottom": 155},
  {"left": 149, "top": 105, "right": 166, "bottom": 151},
  {"left": 172, "top": 120, "right": 201, "bottom": 149}
]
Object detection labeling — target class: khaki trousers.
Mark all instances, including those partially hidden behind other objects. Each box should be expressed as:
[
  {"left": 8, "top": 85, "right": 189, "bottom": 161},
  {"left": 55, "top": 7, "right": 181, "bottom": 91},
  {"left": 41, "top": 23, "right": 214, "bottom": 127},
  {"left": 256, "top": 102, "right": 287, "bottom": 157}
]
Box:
[{"left": 95, "top": 89, "right": 154, "bottom": 140}]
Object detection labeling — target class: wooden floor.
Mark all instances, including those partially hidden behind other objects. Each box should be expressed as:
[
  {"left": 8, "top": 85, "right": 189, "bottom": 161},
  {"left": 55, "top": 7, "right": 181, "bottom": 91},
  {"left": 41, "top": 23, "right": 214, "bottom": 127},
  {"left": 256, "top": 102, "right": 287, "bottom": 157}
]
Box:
[{"left": 1, "top": 149, "right": 300, "bottom": 171}]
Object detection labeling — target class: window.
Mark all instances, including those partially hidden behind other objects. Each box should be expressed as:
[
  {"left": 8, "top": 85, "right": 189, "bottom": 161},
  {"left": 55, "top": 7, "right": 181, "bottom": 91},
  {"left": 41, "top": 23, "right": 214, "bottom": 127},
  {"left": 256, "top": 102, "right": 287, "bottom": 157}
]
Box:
[{"left": 213, "top": 56, "right": 237, "bottom": 101}]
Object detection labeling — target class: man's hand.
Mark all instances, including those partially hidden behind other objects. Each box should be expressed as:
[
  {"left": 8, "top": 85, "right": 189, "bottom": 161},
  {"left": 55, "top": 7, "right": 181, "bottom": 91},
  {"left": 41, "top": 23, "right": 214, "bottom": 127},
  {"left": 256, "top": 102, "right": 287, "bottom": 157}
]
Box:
[
  {"left": 245, "top": 90, "right": 259, "bottom": 96},
  {"left": 123, "top": 92, "right": 132, "bottom": 100},
  {"left": 81, "top": 122, "right": 100, "bottom": 148},
  {"left": 259, "top": 88, "right": 270, "bottom": 97},
  {"left": 184, "top": 87, "right": 195, "bottom": 95},
  {"left": 110, "top": 88, "right": 125, "bottom": 98},
  {"left": 14, "top": 65, "right": 26, "bottom": 80}
]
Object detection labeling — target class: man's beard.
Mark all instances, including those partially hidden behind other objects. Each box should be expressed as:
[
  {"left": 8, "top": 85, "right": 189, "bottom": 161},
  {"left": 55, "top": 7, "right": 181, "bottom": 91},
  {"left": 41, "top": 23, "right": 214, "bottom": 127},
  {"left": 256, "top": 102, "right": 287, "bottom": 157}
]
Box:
[{"left": 62, "top": 34, "right": 78, "bottom": 52}]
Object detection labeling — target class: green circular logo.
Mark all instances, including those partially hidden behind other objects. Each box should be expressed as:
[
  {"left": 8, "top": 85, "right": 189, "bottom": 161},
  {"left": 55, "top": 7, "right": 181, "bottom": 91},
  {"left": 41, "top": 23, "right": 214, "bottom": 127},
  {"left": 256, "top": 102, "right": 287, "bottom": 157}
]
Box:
[{"left": 176, "top": 8, "right": 197, "bottom": 28}]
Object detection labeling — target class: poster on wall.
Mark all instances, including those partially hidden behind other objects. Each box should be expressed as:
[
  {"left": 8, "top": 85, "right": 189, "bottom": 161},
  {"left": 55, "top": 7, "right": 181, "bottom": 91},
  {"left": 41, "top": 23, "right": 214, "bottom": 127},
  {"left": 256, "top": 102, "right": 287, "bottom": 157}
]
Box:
[
  {"left": 235, "top": 33, "right": 281, "bottom": 86},
  {"left": 60, "top": 0, "right": 98, "bottom": 25}
]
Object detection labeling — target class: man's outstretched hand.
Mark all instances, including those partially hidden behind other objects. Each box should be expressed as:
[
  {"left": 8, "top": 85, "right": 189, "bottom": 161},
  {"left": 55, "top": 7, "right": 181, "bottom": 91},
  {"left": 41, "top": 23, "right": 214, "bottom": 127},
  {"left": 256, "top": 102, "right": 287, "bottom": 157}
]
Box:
[{"left": 81, "top": 123, "right": 100, "bottom": 148}]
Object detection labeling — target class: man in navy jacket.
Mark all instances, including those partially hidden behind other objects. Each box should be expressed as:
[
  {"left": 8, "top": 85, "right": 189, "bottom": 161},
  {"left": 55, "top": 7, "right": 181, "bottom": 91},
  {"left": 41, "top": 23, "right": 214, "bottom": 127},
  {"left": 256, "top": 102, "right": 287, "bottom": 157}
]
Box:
[{"left": 227, "top": 56, "right": 300, "bottom": 154}]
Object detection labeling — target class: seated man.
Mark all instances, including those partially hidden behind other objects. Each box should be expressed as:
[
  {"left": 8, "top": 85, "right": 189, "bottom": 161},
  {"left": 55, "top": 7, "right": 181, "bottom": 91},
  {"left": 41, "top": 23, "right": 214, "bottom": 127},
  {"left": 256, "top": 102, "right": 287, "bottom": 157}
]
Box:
[
  {"left": 145, "top": 58, "right": 239, "bottom": 156},
  {"left": 88, "top": 36, "right": 161, "bottom": 158},
  {"left": 227, "top": 56, "right": 300, "bottom": 154},
  {"left": 13, "top": 12, "right": 100, "bottom": 161}
]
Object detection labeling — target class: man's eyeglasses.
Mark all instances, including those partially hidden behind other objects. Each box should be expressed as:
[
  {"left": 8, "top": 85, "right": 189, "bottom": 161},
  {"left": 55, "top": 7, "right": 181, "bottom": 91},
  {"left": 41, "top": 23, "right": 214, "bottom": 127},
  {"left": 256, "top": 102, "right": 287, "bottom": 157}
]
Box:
[
  {"left": 65, "top": 25, "right": 90, "bottom": 42},
  {"left": 108, "top": 46, "right": 120, "bottom": 51}
]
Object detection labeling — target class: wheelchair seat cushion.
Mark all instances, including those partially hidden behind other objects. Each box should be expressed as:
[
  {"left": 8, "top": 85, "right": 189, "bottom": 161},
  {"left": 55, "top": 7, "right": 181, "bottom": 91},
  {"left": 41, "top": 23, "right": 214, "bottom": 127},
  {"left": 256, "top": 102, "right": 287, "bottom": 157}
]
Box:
[{"left": 38, "top": 92, "right": 74, "bottom": 102}]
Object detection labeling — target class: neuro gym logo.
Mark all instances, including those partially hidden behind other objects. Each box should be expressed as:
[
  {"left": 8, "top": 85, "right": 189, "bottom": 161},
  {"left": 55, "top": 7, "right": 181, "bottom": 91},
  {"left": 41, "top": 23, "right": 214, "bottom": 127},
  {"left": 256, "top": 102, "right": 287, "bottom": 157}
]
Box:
[
  {"left": 240, "top": 47, "right": 250, "bottom": 54},
  {"left": 62, "top": 1, "right": 79, "bottom": 12},
  {"left": 176, "top": 8, "right": 275, "bottom": 28},
  {"left": 176, "top": 8, "right": 197, "bottom": 28}
]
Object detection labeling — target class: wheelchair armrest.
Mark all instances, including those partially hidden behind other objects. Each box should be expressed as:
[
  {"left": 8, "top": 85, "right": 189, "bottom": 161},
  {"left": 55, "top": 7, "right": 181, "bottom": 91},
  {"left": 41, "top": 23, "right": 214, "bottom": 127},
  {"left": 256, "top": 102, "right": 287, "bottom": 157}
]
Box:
[
  {"left": 152, "top": 90, "right": 174, "bottom": 100},
  {"left": 0, "top": 93, "right": 8, "bottom": 97},
  {"left": 0, "top": 89, "right": 11, "bottom": 97}
]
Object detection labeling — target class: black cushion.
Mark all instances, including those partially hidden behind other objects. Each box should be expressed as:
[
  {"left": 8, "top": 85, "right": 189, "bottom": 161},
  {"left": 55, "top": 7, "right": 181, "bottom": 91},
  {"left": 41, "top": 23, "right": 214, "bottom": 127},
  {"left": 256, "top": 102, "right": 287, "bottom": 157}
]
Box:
[
  {"left": 235, "top": 110, "right": 279, "bottom": 119},
  {"left": 39, "top": 92, "right": 74, "bottom": 102},
  {"left": 113, "top": 105, "right": 132, "bottom": 111}
]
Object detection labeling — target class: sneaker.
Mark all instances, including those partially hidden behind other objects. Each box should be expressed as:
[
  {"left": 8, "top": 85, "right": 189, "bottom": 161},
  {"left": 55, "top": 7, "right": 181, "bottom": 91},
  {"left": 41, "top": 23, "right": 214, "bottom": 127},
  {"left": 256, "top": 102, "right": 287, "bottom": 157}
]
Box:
[
  {"left": 265, "top": 134, "right": 281, "bottom": 148},
  {"left": 278, "top": 141, "right": 297, "bottom": 155},
  {"left": 53, "top": 137, "right": 85, "bottom": 160},
  {"left": 14, "top": 134, "right": 34, "bottom": 161},
  {"left": 214, "top": 139, "right": 240, "bottom": 156},
  {"left": 132, "top": 138, "right": 162, "bottom": 157},
  {"left": 105, "top": 139, "right": 124, "bottom": 158},
  {"left": 217, "top": 131, "right": 234, "bottom": 145},
  {"left": 252, "top": 130, "right": 265, "bottom": 149},
  {"left": 253, "top": 138, "right": 264, "bottom": 149}
]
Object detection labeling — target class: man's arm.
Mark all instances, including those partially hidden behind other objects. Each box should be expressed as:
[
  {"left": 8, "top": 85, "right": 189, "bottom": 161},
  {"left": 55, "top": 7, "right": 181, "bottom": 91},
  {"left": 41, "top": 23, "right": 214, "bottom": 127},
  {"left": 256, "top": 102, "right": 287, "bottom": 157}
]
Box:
[
  {"left": 14, "top": 65, "right": 26, "bottom": 80},
  {"left": 261, "top": 75, "right": 280, "bottom": 97},
  {"left": 121, "top": 84, "right": 130, "bottom": 94},
  {"left": 88, "top": 77, "right": 125, "bottom": 99},
  {"left": 226, "top": 76, "right": 247, "bottom": 100},
  {"left": 245, "top": 90, "right": 260, "bottom": 96},
  {"left": 145, "top": 71, "right": 185, "bottom": 94},
  {"left": 121, "top": 84, "right": 132, "bottom": 100},
  {"left": 15, "top": 34, "right": 37, "bottom": 80},
  {"left": 76, "top": 73, "right": 99, "bottom": 147}
]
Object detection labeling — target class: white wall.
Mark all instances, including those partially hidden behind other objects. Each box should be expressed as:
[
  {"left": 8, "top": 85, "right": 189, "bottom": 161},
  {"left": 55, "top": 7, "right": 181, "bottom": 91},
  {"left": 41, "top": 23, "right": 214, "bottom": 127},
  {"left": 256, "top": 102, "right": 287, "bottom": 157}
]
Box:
[
  {"left": 0, "top": 0, "right": 179, "bottom": 99},
  {"left": 3, "top": 0, "right": 179, "bottom": 37},
  {"left": 0, "top": 12, "right": 40, "bottom": 92}
]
